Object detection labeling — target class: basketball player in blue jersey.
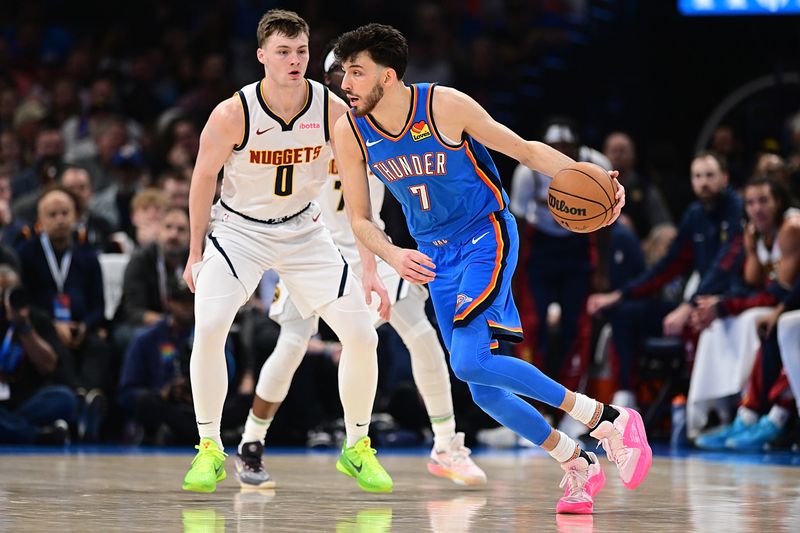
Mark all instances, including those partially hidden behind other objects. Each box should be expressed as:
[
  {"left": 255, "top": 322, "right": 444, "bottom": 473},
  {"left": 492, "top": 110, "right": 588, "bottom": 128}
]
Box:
[{"left": 332, "top": 24, "right": 652, "bottom": 514}]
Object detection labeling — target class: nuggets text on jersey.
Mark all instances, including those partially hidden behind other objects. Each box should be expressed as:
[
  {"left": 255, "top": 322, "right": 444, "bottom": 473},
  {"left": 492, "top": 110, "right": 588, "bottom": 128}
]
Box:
[{"left": 249, "top": 145, "right": 323, "bottom": 166}]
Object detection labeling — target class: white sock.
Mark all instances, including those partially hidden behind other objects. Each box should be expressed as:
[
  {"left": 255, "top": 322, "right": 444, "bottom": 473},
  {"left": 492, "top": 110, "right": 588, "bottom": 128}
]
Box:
[
  {"left": 547, "top": 430, "right": 579, "bottom": 463},
  {"left": 199, "top": 434, "right": 224, "bottom": 449},
  {"left": 767, "top": 405, "right": 790, "bottom": 428},
  {"left": 239, "top": 409, "right": 272, "bottom": 452},
  {"left": 737, "top": 406, "right": 759, "bottom": 426},
  {"left": 345, "top": 421, "right": 370, "bottom": 447},
  {"left": 431, "top": 413, "right": 456, "bottom": 452},
  {"left": 569, "top": 393, "right": 600, "bottom": 426}
]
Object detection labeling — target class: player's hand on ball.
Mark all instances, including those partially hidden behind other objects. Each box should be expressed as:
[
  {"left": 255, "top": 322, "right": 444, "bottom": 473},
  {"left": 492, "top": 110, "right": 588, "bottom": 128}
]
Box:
[
  {"left": 362, "top": 269, "right": 392, "bottom": 322},
  {"left": 390, "top": 248, "right": 436, "bottom": 285},
  {"left": 605, "top": 171, "right": 625, "bottom": 227}
]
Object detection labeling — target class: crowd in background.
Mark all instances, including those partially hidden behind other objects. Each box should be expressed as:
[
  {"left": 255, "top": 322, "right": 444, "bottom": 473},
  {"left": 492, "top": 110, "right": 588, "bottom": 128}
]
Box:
[{"left": 2, "top": 1, "right": 800, "bottom": 452}]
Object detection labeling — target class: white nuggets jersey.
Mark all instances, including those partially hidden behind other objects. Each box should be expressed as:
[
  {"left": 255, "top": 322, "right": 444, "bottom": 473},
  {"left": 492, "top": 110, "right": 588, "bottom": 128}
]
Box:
[
  {"left": 221, "top": 78, "right": 332, "bottom": 220},
  {"left": 319, "top": 159, "right": 386, "bottom": 265}
]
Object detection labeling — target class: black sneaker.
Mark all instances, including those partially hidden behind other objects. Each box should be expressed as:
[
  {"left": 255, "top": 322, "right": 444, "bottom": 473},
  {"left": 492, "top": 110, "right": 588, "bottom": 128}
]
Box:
[
  {"left": 235, "top": 441, "right": 276, "bottom": 489},
  {"left": 35, "top": 419, "right": 70, "bottom": 446},
  {"left": 80, "top": 388, "right": 107, "bottom": 442}
]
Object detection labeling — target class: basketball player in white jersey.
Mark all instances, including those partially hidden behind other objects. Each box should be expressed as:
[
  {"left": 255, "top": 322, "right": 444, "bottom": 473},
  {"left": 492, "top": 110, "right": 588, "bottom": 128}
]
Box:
[
  {"left": 234, "top": 50, "right": 487, "bottom": 490},
  {"left": 181, "top": 10, "right": 393, "bottom": 494}
]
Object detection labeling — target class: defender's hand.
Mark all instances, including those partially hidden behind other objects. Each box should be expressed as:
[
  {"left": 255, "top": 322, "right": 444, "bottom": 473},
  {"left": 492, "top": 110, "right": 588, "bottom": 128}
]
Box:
[
  {"left": 362, "top": 268, "right": 391, "bottom": 322},
  {"left": 183, "top": 253, "right": 203, "bottom": 293}
]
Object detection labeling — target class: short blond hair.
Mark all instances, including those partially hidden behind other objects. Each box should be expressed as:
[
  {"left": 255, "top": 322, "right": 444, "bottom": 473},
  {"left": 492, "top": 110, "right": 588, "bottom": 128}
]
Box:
[
  {"left": 256, "top": 9, "right": 309, "bottom": 47},
  {"left": 131, "top": 188, "right": 167, "bottom": 212}
]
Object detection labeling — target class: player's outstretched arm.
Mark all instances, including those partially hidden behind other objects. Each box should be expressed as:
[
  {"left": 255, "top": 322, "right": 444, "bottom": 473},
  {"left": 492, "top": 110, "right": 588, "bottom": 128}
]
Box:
[
  {"left": 432, "top": 86, "right": 574, "bottom": 175},
  {"left": 183, "top": 95, "right": 243, "bottom": 292},
  {"left": 432, "top": 86, "right": 625, "bottom": 224},
  {"left": 329, "top": 96, "right": 389, "bottom": 320},
  {"left": 333, "top": 114, "right": 435, "bottom": 286}
]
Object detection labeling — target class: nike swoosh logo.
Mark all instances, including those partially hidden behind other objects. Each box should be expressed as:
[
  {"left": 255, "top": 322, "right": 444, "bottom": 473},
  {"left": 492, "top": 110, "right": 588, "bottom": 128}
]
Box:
[
  {"left": 256, "top": 127, "right": 274, "bottom": 135},
  {"left": 355, "top": 422, "right": 369, "bottom": 427},
  {"left": 312, "top": 213, "right": 321, "bottom": 222},
  {"left": 365, "top": 139, "right": 383, "bottom": 147},
  {"left": 472, "top": 231, "right": 490, "bottom": 245},
  {"left": 346, "top": 456, "right": 363, "bottom": 473}
]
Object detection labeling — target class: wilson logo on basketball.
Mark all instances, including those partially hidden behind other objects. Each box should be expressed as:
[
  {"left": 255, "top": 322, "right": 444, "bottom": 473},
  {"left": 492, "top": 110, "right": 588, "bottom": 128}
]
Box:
[
  {"left": 410, "top": 120, "right": 431, "bottom": 142},
  {"left": 548, "top": 194, "right": 587, "bottom": 216}
]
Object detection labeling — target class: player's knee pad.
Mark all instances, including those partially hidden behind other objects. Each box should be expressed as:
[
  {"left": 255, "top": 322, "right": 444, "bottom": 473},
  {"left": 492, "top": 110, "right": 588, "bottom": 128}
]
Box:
[
  {"left": 403, "top": 323, "right": 446, "bottom": 371},
  {"left": 193, "top": 264, "right": 248, "bottom": 341},
  {"left": 389, "top": 285, "right": 429, "bottom": 335},
  {"left": 255, "top": 326, "right": 313, "bottom": 402},
  {"left": 319, "top": 291, "right": 379, "bottom": 354},
  {"left": 340, "top": 321, "right": 379, "bottom": 354}
]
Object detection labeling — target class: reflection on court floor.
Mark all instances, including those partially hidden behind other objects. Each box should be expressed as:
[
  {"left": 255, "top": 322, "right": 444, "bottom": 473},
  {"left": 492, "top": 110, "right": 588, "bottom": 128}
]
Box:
[{"left": 0, "top": 447, "right": 799, "bottom": 532}]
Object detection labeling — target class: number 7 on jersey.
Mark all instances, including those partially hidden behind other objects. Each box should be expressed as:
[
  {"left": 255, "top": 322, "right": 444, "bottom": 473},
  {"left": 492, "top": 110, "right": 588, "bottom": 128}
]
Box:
[{"left": 409, "top": 184, "right": 431, "bottom": 211}]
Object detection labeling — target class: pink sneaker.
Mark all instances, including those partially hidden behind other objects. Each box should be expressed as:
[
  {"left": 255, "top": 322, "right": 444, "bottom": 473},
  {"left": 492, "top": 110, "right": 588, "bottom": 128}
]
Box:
[
  {"left": 556, "top": 452, "right": 605, "bottom": 515},
  {"left": 589, "top": 406, "right": 652, "bottom": 490},
  {"left": 427, "top": 433, "right": 487, "bottom": 486}
]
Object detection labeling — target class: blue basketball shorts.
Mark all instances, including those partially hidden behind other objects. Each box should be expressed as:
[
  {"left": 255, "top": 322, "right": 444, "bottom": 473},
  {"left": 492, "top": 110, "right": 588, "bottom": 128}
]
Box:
[{"left": 419, "top": 209, "right": 522, "bottom": 352}]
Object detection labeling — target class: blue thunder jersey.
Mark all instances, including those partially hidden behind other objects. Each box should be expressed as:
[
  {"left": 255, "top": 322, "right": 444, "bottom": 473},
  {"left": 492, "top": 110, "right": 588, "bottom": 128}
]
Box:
[{"left": 347, "top": 83, "right": 509, "bottom": 244}]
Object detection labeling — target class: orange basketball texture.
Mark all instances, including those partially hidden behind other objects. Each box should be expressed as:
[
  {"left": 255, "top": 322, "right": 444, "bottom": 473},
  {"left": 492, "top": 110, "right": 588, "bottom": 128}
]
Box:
[{"left": 547, "top": 162, "right": 617, "bottom": 233}]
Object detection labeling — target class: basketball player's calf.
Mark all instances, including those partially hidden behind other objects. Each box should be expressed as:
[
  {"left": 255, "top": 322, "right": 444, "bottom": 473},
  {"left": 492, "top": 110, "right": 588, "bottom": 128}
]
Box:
[
  {"left": 237, "top": 318, "right": 316, "bottom": 489},
  {"left": 467, "top": 382, "right": 603, "bottom": 513},
  {"left": 319, "top": 290, "right": 393, "bottom": 493},
  {"left": 389, "top": 289, "right": 487, "bottom": 486},
  {"left": 450, "top": 320, "right": 652, "bottom": 506}
]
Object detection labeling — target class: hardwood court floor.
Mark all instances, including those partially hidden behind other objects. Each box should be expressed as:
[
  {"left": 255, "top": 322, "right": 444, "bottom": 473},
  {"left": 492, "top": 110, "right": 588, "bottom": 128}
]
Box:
[{"left": 1, "top": 449, "right": 799, "bottom": 532}]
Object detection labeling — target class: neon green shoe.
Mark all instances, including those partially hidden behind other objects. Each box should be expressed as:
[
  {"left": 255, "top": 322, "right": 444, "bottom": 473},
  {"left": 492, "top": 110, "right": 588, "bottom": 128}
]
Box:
[
  {"left": 336, "top": 508, "right": 393, "bottom": 533},
  {"left": 181, "top": 509, "right": 225, "bottom": 533},
  {"left": 182, "top": 438, "right": 228, "bottom": 493},
  {"left": 335, "top": 436, "right": 393, "bottom": 493}
]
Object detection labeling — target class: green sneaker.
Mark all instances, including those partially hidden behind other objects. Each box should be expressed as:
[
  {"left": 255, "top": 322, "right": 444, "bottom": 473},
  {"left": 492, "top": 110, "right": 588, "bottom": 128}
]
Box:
[
  {"left": 182, "top": 438, "right": 228, "bottom": 493},
  {"left": 336, "top": 508, "right": 393, "bottom": 533},
  {"left": 181, "top": 509, "right": 225, "bottom": 533},
  {"left": 335, "top": 436, "right": 393, "bottom": 493}
]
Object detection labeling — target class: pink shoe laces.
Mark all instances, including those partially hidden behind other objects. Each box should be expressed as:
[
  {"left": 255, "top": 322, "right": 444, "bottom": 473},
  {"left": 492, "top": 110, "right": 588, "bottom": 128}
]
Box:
[
  {"left": 559, "top": 464, "right": 590, "bottom": 499},
  {"left": 596, "top": 425, "right": 631, "bottom": 470}
]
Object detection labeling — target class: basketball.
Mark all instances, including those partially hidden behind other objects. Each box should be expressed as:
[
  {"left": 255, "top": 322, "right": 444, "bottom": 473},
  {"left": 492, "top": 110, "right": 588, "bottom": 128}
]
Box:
[{"left": 547, "top": 162, "right": 617, "bottom": 233}]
